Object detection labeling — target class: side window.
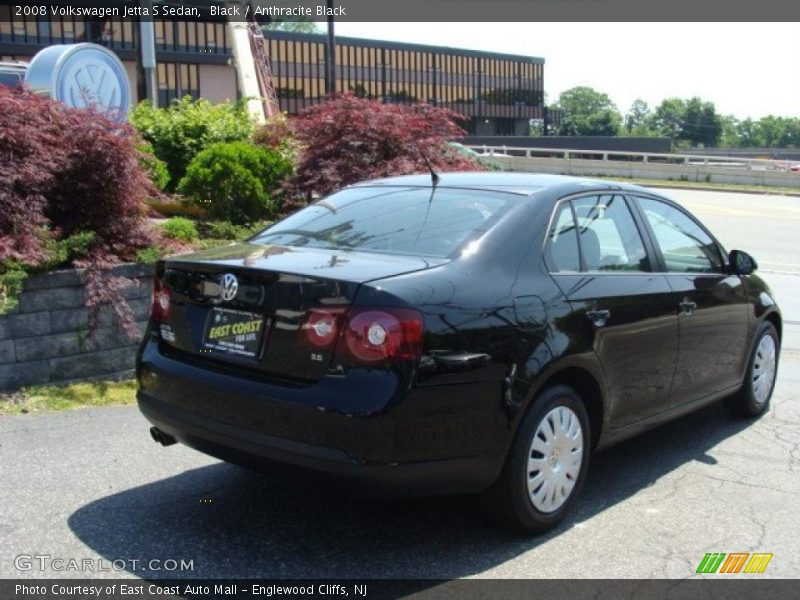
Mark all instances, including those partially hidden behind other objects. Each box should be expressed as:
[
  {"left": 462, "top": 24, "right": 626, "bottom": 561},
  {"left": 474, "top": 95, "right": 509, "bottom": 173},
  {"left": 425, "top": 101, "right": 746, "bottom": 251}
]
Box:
[
  {"left": 546, "top": 203, "right": 580, "bottom": 272},
  {"left": 637, "top": 197, "right": 722, "bottom": 273},
  {"left": 571, "top": 195, "right": 650, "bottom": 272}
]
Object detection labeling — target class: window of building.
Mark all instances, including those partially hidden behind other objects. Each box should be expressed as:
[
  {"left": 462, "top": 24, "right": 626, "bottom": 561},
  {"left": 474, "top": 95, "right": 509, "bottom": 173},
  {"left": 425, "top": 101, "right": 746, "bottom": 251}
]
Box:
[
  {"left": 0, "top": 6, "right": 12, "bottom": 41},
  {"left": 157, "top": 62, "right": 199, "bottom": 105}
]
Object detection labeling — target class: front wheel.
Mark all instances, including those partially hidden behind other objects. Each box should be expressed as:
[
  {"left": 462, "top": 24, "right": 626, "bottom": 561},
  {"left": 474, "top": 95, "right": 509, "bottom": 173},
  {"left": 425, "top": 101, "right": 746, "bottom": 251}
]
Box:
[
  {"left": 482, "top": 385, "right": 590, "bottom": 534},
  {"left": 725, "top": 321, "right": 780, "bottom": 418}
]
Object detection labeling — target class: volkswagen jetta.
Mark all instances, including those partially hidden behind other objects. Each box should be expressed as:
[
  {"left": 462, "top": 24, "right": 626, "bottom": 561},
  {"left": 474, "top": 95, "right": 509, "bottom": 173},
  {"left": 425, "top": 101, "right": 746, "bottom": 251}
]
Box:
[{"left": 137, "top": 173, "right": 781, "bottom": 533}]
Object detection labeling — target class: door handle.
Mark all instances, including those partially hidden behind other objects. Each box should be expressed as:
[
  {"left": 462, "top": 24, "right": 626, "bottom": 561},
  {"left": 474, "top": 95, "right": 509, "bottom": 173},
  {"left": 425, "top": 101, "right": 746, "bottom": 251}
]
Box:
[
  {"left": 585, "top": 309, "right": 611, "bottom": 327},
  {"left": 679, "top": 298, "right": 697, "bottom": 315},
  {"left": 432, "top": 352, "right": 492, "bottom": 372}
]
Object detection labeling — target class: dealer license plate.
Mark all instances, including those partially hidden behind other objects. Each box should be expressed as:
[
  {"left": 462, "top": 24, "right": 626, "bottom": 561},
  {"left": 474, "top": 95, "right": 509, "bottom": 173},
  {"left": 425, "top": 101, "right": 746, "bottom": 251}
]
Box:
[{"left": 202, "top": 307, "right": 266, "bottom": 359}]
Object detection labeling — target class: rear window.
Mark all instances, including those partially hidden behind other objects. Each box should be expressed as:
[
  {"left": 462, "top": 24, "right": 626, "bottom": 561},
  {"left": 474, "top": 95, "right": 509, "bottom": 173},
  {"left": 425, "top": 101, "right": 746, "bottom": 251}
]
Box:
[
  {"left": 0, "top": 72, "right": 23, "bottom": 88},
  {"left": 251, "top": 186, "right": 514, "bottom": 258}
]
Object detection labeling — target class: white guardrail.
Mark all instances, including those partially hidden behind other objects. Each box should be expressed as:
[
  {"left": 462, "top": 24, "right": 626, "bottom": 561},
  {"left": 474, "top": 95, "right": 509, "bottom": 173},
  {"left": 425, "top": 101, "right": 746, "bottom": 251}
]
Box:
[
  {"left": 464, "top": 145, "right": 800, "bottom": 172},
  {"left": 464, "top": 145, "right": 800, "bottom": 188}
]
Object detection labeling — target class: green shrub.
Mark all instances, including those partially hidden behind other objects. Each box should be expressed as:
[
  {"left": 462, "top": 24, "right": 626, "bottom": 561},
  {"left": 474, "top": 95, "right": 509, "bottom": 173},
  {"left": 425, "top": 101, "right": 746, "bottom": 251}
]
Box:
[
  {"left": 198, "top": 220, "right": 269, "bottom": 241},
  {"left": 0, "top": 264, "right": 27, "bottom": 314},
  {"left": 178, "top": 142, "right": 293, "bottom": 224},
  {"left": 134, "top": 245, "right": 165, "bottom": 264},
  {"left": 1, "top": 231, "right": 98, "bottom": 314},
  {"left": 35, "top": 231, "right": 95, "bottom": 272},
  {"left": 130, "top": 97, "right": 254, "bottom": 191},
  {"left": 161, "top": 217, "right": 198, "bottom": 242},
  {"left": 137, "top": 141, "right": 170, "bottom": 191}
]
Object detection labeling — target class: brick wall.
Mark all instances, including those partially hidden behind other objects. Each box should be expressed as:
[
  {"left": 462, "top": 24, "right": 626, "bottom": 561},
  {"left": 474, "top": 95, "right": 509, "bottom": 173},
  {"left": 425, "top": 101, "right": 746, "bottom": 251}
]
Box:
[{"left": 0, "top": 264, "right": 154, "bottom": 392}]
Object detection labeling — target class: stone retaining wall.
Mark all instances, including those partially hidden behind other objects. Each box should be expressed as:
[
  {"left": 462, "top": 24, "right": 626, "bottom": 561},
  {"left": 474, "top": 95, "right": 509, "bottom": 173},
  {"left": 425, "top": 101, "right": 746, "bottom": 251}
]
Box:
[{"left": 0, "top": 264, "right": 154, "bottom": 391}]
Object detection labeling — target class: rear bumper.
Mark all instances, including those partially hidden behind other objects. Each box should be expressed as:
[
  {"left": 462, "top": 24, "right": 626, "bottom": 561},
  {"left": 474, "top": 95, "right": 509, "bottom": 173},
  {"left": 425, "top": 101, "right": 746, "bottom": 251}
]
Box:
[
  {"left": 136, "top": 338, "right": 506, "bottom": 496},
  {"left": 138, "top": 391, "right": 498, "bottom": 496}
]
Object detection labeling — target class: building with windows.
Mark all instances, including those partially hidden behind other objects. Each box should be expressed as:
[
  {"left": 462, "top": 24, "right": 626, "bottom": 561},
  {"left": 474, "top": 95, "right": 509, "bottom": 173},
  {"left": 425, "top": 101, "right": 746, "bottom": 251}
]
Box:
[
  {"left": 0, "top": 4, "right": 546, "bottom": 135},
  {"left": 263, "top": 31, "right": 545, "bottom": 135}
]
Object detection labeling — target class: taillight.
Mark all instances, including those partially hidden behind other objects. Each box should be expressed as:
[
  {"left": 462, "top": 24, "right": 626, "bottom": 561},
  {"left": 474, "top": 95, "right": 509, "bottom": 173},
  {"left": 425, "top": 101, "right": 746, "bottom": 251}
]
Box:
[
  {"left": 151, "top": 277, "right": 172, "bottom": 321},
  {"left": 300, "top": 308, "right": 346, "bottom": 348},
  {"left": 340, "top": 308, "right": 423, "bottom": 364},
  {"left": 299, "top": 307, "right": 424, "bottom": 365}
]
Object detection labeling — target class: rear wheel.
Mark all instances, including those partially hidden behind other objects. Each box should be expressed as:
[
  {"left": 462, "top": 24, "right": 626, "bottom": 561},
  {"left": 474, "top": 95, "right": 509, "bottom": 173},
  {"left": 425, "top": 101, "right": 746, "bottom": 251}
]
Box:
[
  {"left": 483, "top": 385, "right": 590, "bottom": 534},
  {"left": 725, "top": 321, "right": 779, "bottom": 418}
]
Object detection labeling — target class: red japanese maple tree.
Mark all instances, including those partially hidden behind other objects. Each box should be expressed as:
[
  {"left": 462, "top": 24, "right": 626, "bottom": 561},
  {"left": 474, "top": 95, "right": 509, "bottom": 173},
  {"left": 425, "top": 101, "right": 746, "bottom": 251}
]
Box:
[
  {"left": 0, "top": 85, "right": 157, "bottom": 337},
  {"left": 286, "top": 94, "right": 483, "bottom": 200}
]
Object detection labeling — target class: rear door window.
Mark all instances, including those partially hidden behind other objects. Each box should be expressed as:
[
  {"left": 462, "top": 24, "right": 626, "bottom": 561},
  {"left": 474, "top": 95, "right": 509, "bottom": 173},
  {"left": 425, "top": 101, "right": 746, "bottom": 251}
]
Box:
[
  {"left": 572, "top": 195, "right": 650, "bottom": 272},
  {"left": 0, "top": 72, "right": 23, "bottom": 88}
]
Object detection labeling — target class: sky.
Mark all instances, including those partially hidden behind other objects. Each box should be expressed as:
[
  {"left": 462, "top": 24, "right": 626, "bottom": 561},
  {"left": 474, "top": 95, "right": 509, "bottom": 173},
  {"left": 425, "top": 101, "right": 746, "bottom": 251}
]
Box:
[{"left": 332, "top": 22, "right": 800, "bottom": 120}]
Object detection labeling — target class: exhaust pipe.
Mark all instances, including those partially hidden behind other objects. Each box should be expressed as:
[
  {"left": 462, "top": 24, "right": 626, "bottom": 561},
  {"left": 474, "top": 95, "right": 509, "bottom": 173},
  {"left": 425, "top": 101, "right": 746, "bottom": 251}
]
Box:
[{"left": 150, "top": 427, "right": 177, "bottom": 447}]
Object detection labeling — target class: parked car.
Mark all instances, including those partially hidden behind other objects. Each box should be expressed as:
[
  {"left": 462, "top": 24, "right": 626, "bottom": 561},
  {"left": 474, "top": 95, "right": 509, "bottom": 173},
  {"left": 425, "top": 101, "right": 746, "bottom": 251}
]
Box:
[
  {"left": 0, "top": 62, "right": 27, "bottom": 89},
  {"left": 137, "top": 173, "right": 781, "bottom": 533}
]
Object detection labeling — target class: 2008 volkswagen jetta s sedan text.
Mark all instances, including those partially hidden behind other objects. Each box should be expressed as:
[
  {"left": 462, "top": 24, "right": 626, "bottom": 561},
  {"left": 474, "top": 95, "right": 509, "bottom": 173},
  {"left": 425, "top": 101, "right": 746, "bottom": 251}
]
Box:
[{"left": 137, "top": 173, "right": 781, "bottom": 533}]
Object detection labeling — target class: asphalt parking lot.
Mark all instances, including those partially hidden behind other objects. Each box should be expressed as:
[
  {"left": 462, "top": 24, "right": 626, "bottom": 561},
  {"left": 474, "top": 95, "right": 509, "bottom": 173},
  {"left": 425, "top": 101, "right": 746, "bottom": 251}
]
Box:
[{"left": 1, "top": 188, "right": 799, "bottom": 580}]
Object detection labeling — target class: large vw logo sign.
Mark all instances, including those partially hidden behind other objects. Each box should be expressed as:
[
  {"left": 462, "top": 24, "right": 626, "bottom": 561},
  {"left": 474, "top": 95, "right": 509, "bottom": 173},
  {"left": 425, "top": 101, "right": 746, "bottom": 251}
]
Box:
[
  {"left": 219, "top": 274, "right": 239, "bottom": 302},
  {"left": 24, "top": 43, "right": 131, "bottom": 122}
]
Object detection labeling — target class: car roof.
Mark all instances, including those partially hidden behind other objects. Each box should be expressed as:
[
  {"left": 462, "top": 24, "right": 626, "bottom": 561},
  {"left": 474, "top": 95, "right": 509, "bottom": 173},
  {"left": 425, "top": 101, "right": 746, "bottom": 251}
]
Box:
[
  {"left": 353, "top": 171, "right": 662, "bottom": 198},
  {"left": 0, "top": 61, "right": 29, "bottom": 71}
]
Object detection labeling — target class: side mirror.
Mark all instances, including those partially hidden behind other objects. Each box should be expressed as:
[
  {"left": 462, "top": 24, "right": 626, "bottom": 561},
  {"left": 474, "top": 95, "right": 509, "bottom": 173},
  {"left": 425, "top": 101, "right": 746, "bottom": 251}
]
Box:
[{"left": 729, "top": 249, "right": 757, "bottom": 275}]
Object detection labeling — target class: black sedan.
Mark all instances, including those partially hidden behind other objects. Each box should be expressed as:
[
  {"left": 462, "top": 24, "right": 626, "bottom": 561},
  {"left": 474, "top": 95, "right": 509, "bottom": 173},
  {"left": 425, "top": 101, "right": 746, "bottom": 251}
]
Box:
[{"left": 137, "top": 173, "right": 782, "bottom": 533}]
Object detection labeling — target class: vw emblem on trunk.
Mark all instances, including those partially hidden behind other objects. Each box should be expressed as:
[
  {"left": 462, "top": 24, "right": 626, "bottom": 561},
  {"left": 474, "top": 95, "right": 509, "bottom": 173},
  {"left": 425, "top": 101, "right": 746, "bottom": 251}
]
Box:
[{"left": 219, "top": 273, "right": 239, "bottom": 302}]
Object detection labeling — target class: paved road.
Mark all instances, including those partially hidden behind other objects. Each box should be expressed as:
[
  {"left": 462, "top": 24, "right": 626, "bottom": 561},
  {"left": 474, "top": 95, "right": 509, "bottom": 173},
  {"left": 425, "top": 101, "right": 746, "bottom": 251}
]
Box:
[{"left": 1, "top": 188, "right": 799, "bottom": 581}]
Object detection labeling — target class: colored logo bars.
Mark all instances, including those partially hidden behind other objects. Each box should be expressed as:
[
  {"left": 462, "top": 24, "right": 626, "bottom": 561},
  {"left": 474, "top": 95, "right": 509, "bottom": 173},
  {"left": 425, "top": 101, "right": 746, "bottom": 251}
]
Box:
[{"left": 696, "top": 552, "right": 773, "bottom": 574}]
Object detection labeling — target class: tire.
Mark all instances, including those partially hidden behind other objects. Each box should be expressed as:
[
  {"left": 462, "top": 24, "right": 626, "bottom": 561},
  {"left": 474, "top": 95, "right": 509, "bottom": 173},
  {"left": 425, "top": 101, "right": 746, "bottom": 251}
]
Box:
[
  {"left": 482, "top": 384, "right": 591, "bottom": 534},
  {"left": 725, "top": 321, "right": 780, "bottom": 418}
]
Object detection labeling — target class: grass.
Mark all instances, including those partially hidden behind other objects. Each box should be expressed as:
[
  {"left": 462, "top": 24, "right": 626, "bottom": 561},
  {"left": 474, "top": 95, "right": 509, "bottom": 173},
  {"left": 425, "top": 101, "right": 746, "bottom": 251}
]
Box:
[{"left": 0, "top": 379, "right": 137, "bottom": 416}]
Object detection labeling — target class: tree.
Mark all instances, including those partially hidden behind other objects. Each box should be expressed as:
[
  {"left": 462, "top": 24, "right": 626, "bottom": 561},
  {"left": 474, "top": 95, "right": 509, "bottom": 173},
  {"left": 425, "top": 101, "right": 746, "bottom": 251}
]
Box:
[
  {"left": 735, "top": 118, "right": 762, "bottom": 147},
  {"left": 624, "top": 99, "right": 651, "bottom": 133},
  {"left": 719, "top": 115, "right": 741, "bottom": 147},
  {"left": 679, "top": 97, "right": 722, "bottom": 147},
  {"left": 286, "top": 94, "right": 482, "bottom": 199},
  {"left": 650, "top": 98, "right": 686, "bottom": 143},
  {"left": 554, "top": 86, "right": 622, "bottom": 136},
  {"left": 0, "top": 85, "right": 157, "bottom": 336},
  {"left": 263, "top": 20, "right": 320, "bottom": 33},
  {"left": 782, "top": 118, "right": 800, "bottom": 147}
]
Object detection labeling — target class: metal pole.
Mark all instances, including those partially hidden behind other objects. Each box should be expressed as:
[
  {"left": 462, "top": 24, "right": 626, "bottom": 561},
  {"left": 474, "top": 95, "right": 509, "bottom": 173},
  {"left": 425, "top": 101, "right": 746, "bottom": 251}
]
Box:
[
  {"left": 138, "top": 0, "right": 157, "bottom": 106},
  {"left": 326, "top": 0, "right": 335, "bottom": 95}
]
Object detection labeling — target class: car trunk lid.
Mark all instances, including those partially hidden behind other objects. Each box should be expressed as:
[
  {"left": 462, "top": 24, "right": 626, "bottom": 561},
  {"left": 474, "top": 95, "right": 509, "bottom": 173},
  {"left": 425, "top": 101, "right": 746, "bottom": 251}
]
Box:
[{"left": 155, "top": 243, "right": 444, "bottom": 382}]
